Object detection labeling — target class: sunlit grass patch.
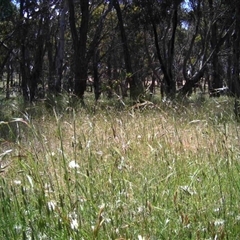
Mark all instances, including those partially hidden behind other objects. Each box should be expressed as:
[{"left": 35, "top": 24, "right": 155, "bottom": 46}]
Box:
[{"left": 0, "top": 96, "right": 240, "bottom": 239}]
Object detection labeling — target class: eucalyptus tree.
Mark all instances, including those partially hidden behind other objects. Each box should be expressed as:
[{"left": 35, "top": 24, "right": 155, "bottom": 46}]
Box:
[
  {"left": 67, "top": 0, "right": 113, "bottom": 101},
  {"left": 0, "top": 0, "right": 17, "bottom": 97},
  {"left": 54, "top": 0, "right": 68, "bottom": 94},
  {"left": 179, "top": 0, "right": 210, "bottom": 95},
  {"left": 205, "top": 0, "right": 238, "bottom": 94},
  {"left": 178, "top": 0, "right": 234, "bottom": 96},
  {"left": 231, "top": 0, "right": 240, "bottom": 116},
  {"left": 112, "top": 0, "right": 144, "bottom": 99},
  {"left": 0, "top": 0, "right": 15, "bottom": 21},
  {"left": 230, "top": 0, "right": 240, "bottom": 97},
  {"left": 18, "top": 0, "right": 59, "bottom": 102},
  {"left": 132, "top": 0, "right": 184, "bottom": 98},
  {"left": 208, "top": 0, "right": 222, "bottom": 91},
  {"left": 45, "top": 0, "right": 67, "bottom": 95}
]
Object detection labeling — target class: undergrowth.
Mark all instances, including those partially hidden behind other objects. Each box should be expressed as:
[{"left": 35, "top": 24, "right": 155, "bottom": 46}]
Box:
[{"left": 0, "top": 95, "right": 240, "bottom": 239}]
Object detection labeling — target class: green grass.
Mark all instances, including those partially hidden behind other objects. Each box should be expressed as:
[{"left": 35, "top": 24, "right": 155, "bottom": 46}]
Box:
[{"left": 0, "top": 95, "right": 240, "bottom": 239}]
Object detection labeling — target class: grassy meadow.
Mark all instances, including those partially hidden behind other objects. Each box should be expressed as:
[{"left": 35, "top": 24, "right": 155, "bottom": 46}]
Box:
[{"left": 0, "top": 94, "right": 240, "bottom": 239}]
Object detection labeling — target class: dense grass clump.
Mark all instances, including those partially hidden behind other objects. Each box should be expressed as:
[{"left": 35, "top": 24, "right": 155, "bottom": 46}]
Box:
[{"left": 0, "top": 95, "right": 240, "bottom": 239}]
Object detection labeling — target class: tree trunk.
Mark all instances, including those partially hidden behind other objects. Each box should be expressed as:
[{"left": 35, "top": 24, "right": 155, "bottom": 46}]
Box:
[
  {"left": 113, "top": 0, "right": 143, "bottom": 100},
  {"left": 19, "top": 0, "right": 29, "bottom": 102},
  {"left": 208, "top": 0, "right": 222, "bottom": 96},
  {"left": 55, "top": 0, "right": 68, "bottom": 93},
  {"left": 47, "top": 35, "right": 55, "bottom": 93},
  {"left": 107, "top": 54, "right": 113, "bottom": 98},
  {"left": 68, "top": 0, "right": 89, "bottom": 100},
  {"left": 147, "top": 0, "right": 177, "bottom": 98},
  {"left": 6, "top": 60, "right": 11, "bottom": 99},
  {"left": 226, "top": 37, "right": 233, "bottom": 94},
  {"left": 29, "top": 20, "right": 45, "bottom": 102},
  {"left": 93, "top": 49, "right": 101, "bottom": 101},
  {"left": 166, "top": 1, "right": 179, "bottom": 95},
  {"left": 233, "top": 6, "right": 240, "bottom": 97}
]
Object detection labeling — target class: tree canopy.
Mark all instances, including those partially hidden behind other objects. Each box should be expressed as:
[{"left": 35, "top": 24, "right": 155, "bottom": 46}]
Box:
[{"left": 0, "top": 0, "right": 239, "bottom": 102}]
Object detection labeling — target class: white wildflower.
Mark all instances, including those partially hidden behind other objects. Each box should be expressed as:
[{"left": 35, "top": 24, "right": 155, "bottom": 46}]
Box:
[
  {"left": 25, "top": 227, "right": 32, "bottom": 239},
  {"left": 98, "top": 203, "right": 105, "bottom": 209},
  {"left": 179, "top": 185, "right": 196, "bottom": 195},
  {"left": 118, "top": 156, "right": 125, "bottom": 170},
  {"left": 214, "top": 219, "right": 225, "bottom": 226},
  {"left": 96, "top": 150, "right": 103, "bottom": 156},
  {"left": 69, "top": 211, "right": 78, "bottom": 219},
  {"left": 70, "top": 218, "right": 79, "bottom": 230},
  {"left": 165, "top": 218, "right": 170, "bottom": 225},
  {"left": 137, "top": 206, "right": 144, "bottom": 213},
  {"left": 68, "top": 211, "right": 79, "bottom": 230},
  {"left": 86, "top": 140, "right": 91, "bottom": 149},
  {"left": 37, "top": 233, "right": 48, "bottom": 239},
  {"left": 47, "top": 201, "right": 56, "bottom": 211},
  {"left": 78, "top": 197, "right": 85, "bottom": 203},
  {"left": 13, "top": 180, "right": 21, "bottom": 185},
  {"left": 14, "top": 224, "right": 22, "bottom": 233},
  {"left": 44, "top": 183, "right": 53, "bottom": 193},
  {"left": 69, "top": 160, "right": 80, "bottom": 169}
]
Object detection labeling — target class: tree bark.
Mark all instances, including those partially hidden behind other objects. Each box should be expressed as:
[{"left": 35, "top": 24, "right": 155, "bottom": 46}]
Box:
[
  {"left": 146, "top": 0, "right": 178, "bottom": 98},
  {"left": 232, "top": 5, "right": 240, "bottom": 97},
  {"left": 55, "top": 0, "right": 68, "bottom": 93},
  {"left": 113, "top": 0, "right": 143, "bottom": 100},
  {"left": 68, "top": 0, "right": 112, "bottom": 101},
  {"left": 19, "top": 0, "right": 29, "bottom": 101},
  {"left": 208, "top": 0, "right": 222, "bottom": 95},
  {"left": 179, "top": 0, "right": 233, "bottom": 96},
  {"left": 67, "top": 0, "right": 89, "bottom": 100},
  {"left": 93, "top": 49, "right": 101, "bottom": 101}
]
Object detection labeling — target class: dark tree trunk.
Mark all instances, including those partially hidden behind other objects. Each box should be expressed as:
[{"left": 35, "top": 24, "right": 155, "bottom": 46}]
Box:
[
  {"left": 74, "top": 58, "right": 88, "bottom": 100},
  {"left": 208, "top": 0, "right": 222, "bottom": 95},
  {"left": 19, "top": 0, "right": 46, "bottom": 102},
  {"left": 47, "top": 35, "right": 55, "bottom": 93},
  {"left": 232, "top": 4, "right": 240, "bottom": 118},
  {"left": 166, "top": 1, "right": 179, "bottom": 95},
  {"left": 75, "top": 0, "right": 89, "bottom": 99},
  {"left": 233, "top": 6, "right": 240, "bottom": 97},
  {"left": 6, "top": 61, "right": 11, "bottom": 99},
  {"left": 146, "top": 0, "right": 178, "bottom": 98},
  {"left": 0, "top": 49, "right": 11, "bottom": 76},
  {"left": 29, "top": 21, "right": 45, "bottom": 102},
  {"left": 226, "top": 37, "right": 233, "bottom": 94},
  {"left": 68, "top": 0, "right": 89, "bottom": 100},
  {"left": 107, "top": 54, "right": 113, "bottom": 98},
  {"left": 113, "top": 0, "right": 143, "bottom": 100},
  {"left": 179, "top": 70, "right": 205, "bottom": 96},
  {"left": 19, "top": 0, "right": 29, "bottom": 101},
  {"left": 55, "top": 0, "right": 68, "bottom": 94},
  {"left": 68, "top": 0, "right": 113, "bottom": 101},
  {"left": 93, "top": 49, "right": 101, "bottom": 101}
]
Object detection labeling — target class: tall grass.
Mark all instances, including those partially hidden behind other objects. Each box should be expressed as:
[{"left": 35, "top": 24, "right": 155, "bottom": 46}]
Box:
[{"left": 0, "top": 95, "right": 240, "bottom": 239}]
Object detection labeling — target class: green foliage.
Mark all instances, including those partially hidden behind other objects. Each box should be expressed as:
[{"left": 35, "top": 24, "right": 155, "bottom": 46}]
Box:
[{"left": 0, "top": 0, "right": 16, "bottom": 21}]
